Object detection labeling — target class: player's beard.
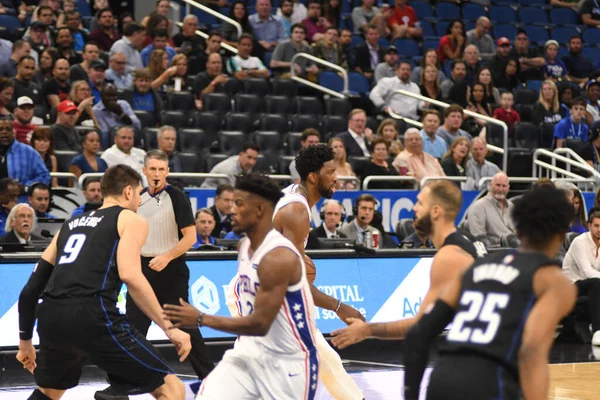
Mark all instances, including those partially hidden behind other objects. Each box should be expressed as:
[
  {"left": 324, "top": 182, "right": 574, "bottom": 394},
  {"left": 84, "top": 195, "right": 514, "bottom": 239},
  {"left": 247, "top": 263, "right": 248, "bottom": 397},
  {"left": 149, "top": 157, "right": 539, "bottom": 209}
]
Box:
[
  {"left": 317, "top": 179, "right": 334, "bottom": 199},
  {"left": 414, "top": 211, "right": 433, "bottom": 237}
]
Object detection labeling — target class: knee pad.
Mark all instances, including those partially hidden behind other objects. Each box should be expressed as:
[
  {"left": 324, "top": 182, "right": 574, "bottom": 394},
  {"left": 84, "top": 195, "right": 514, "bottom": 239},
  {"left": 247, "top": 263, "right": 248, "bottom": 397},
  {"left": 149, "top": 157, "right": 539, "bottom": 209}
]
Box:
[{"left": 28, "top": 389, "right": 53, "bottom": 400}]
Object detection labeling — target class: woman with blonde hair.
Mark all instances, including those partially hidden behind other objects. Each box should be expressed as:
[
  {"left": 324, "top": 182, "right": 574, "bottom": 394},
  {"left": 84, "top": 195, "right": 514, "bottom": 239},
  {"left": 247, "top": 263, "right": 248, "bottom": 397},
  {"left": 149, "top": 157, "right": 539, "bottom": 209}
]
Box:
[
  {"left": 328, "top": 137, "right": 357, "bottom": 189},
  {"left": 419, "top": 63, "right": 442, "bottom": 110},
  {"left": 376, "top": 119, "right": 403, "bottom": 158},
  {"left": 441, "top": 136, "right": 470, "bottom": 178},
  {"left": 69, "top": 80, "right": 99, "bottom": 127},
  {"left": 169, "top": 53, "right": 194, "bottom": 92},
  {"left": 531, "top": 79, "right": 568, "bottom": 127},
  {"left": 30, "top": 128, "right": 58, "bottom": 187},
  {"left": 147, "top": 49, "right": 178, "bottom": 91}
]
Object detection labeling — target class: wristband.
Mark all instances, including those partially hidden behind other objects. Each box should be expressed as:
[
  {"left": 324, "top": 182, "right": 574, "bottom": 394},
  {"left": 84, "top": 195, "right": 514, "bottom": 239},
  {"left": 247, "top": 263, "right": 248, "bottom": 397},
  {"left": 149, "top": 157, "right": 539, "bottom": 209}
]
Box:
[
  {"left": 197, "top": 312, "right": 204, "bottom": 327},
  {"left": 334, "top": 300, "right": 342, "bottom": 313}
]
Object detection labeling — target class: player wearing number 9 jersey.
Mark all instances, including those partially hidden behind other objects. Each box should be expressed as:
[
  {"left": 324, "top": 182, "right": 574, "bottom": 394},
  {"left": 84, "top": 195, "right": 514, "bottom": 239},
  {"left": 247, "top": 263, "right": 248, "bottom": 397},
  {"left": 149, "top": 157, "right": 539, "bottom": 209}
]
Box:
[{"left": 404, "top": 186, "right": 577, "bottom": 400}]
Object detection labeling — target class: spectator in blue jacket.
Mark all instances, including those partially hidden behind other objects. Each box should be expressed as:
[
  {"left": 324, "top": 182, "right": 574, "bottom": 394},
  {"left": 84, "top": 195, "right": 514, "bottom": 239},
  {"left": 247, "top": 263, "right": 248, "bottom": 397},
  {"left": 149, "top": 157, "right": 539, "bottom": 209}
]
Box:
[{"left": 554, "top": 97, "right": 589, "bottom": 148}]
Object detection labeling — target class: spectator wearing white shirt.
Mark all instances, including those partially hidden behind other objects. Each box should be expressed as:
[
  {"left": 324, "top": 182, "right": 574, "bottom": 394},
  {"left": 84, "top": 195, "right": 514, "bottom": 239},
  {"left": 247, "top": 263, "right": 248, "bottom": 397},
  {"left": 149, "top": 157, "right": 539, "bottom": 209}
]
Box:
[
  {"left": 276, "top": 0, "right": 306, "bottom": 24},
  {"left": 226, "top": 34, "right": 270, "bottom": 80},
  {"left": 369, "top": 61, "right": 422, "bottom": 120},
  {"left": 562, "top": 210, "right": 600, "bottom": 345},
  {"left": 101, "top": 126, "right": 147, "bottom": 184}
]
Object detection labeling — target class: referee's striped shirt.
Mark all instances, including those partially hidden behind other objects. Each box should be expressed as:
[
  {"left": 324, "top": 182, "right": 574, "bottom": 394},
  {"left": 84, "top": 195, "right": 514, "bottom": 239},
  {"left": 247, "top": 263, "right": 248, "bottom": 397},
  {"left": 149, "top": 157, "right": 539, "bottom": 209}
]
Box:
[{"left": 137, "top": 185, "right": 195, "bottom": 258}]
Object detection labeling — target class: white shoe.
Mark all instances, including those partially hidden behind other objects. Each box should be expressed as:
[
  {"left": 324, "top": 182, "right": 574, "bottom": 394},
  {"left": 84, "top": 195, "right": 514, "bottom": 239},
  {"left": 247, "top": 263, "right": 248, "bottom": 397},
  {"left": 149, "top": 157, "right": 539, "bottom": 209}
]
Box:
[{"left": 592, "top": 330, "right": 600, "bottom": 346}]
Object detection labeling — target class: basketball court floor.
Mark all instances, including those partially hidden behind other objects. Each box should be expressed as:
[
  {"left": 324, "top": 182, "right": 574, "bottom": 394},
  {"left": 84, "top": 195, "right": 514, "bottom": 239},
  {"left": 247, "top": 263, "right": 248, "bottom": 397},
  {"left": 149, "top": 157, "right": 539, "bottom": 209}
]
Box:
[{"left": 1, "top": 340, "right": 598, "bottom": 399}]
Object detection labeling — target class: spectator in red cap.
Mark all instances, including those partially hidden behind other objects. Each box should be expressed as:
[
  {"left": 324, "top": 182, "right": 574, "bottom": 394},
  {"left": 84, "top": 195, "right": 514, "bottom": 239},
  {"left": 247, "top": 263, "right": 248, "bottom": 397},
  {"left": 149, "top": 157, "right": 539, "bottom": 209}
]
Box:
[
  {"left": 489, "top": 37, "right": 516, "bottom": 84},
  {"left": 51, "top": 99, "right": 82, "bottom": 152}
]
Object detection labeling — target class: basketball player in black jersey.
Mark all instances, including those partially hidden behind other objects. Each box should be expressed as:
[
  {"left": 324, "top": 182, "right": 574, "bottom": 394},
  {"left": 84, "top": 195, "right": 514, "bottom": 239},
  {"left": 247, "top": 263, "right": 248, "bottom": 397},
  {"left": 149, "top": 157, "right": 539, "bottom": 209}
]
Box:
[
  {"left": 332, "top": 180, "right": 486, "bottom": 348},
  {"left": 16, "top": 165, "right": 191, "bottom": 400},
  {"left": 404, "top": 186, "right": 577, "bottom": 400}
]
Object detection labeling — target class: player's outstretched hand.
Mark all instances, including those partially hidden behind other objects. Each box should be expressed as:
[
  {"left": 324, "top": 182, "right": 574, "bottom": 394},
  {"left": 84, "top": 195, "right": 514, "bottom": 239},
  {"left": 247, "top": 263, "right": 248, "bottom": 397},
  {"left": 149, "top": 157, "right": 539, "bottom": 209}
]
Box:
[
  {"left": 16, "top": 340, "right": 37, "bottom": 374},
  {"left": 164, "top": 298, "right": 201, "bottom": 329},
  {"left": 165, "top": 328, "right": 191, "bottom": 362},
  {"left": 330, "top": 318, "right": 370, "bottom": 349},
  {"left": 336, "top": 302, "right": 366, "bottom": 324}
]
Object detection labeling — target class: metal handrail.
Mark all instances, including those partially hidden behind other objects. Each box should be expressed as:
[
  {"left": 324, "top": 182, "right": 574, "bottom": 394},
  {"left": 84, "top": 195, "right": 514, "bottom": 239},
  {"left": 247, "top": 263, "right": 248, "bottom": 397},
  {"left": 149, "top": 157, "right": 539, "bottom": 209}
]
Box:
[
  {"left": 420, "top": 176, "right": 467, "bottom": 187},
  {"left": 552, "top": 147, "right": 600, "bottom": 180},
  {"left": 51, "top": 172, "right": 79, "bottom": 187},
  {"left": 477, "top": 176, "right": 595, "bottom": 188},
  {"left": 387, "top": 108, "right": 423, "bottom": 128},
  {"left": 175, "top": 22, "right": 238, "bottom": 54},
  {"left": 533, "top": 148, "right": 600, "bottom": 181},
  {"left": 362, "top": 175, "right": 418, "bottom": 190},
  {"left": 179, "top": 0, "right": 242, "bottom": 40},
  {"left": 289, "top": 52, "right": 348, "bottom": 98},
  {"left": 392, "top": 89, "right": 508, "bottom": 171},
  {"left": 78, "top": 173, "right": 294, "bottom": 188}
]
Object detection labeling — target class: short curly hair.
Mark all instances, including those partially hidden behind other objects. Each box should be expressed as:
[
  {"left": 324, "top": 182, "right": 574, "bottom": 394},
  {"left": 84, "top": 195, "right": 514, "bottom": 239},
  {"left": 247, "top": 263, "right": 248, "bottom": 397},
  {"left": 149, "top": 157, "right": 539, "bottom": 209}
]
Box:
[
  {"left": 235, "top": 173, "right": 283, "bottom": 205},
  {"left": 295, "top": 144, "right": 334, "bottom": 181}
]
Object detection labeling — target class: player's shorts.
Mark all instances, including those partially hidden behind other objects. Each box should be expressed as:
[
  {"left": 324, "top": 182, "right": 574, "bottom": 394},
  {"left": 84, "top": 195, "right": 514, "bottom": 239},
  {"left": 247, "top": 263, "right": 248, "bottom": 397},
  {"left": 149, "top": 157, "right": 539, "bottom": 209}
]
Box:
[
  {"left": 197, "top": 342, "right": 319, "bottom": 400},
  {"left": 426, "top": 353, "right": 520, "bottom": 400},
  {"left": 34, "top": 296, "right": 172, "bottom": 394}
]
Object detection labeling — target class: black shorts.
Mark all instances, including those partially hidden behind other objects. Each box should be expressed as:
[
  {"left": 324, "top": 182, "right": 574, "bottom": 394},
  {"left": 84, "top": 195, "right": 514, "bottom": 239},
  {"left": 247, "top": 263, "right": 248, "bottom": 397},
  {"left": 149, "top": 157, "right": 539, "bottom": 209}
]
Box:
[
  {"left": 426, "top": 353, "right": 520, "bottom": 400},
  {"left": 34, "top": 296, "right": 172, "bottom": 393}
]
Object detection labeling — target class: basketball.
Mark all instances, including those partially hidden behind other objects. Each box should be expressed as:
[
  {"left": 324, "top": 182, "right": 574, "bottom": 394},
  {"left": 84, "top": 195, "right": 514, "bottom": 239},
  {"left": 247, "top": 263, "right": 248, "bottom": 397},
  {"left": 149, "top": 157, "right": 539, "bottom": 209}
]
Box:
[{"left": 304, "top": 255, "right": 316, "bottom": 284}]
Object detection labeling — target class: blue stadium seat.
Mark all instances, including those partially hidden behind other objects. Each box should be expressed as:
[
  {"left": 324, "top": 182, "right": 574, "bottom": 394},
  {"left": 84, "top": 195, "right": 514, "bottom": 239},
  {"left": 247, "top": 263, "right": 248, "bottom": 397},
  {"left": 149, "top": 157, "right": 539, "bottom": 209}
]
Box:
[
  {"left": 489, "top": 6, "right": 517, "bottom": 23},
  {"left": 493, "top": 23, "right": 518, "bottom": 40},
  {"left": 319, "top": 72, "right": 344, "bottom": 93},
  {"left": 378, "top": 37, "right": 390, "bottom": 48},
  {"left": 395, "top": 39, "right": 421, "bottom": 57},
  {"left": 558, "top": 46, "right": 569, "bottom": 60},
  {"left": 348, "top": 73, "right": 370, "bottom": 94},
  {"left": 411, "top": 1, "right": 434, "bottom": 19},
  {"left": 351, "top": 34, "right": 364, "bottom": 48},
  {"left": 551, "top": 27, "right": 580, "bottom": 44},
  {"left": 194, "top": 10, "right": 218, "bottom": 26},
  {"left": 466, "top": 21, "right": 476, "bottom": 31},
  {"left": 526, "top": 80, "right": 543, "bottom": 94},
  {"left": 0, "top": 15, "right": 21, "bottom": 32},
  {"left": 423, "top": 38, "right": 440, "bottom": 53},
  {"left": 524, "top": 26, "right": 549, "bottom": 44},
  {"left": 582, "top": 46, "right": 600, "bottom": 62},
  {"left": 462, "top": 3, "right": 486, "bottom": 21},
  {"left": 420, "top": 20, "right": 435, "bottom": 37},
  {"left": 519, "top": 0, "right": 547, "bottom": 4},
  {"left": 583, "top": 28, "right": 600, "bottom": 46},
  {"left": 435, "top": 20, "right": 450, "bottom": 36},
  {"left": 518, "top": 7, "right": 548, "bottom": 25},
  {"left": 550, "top": 8, "right": 579, "bottom": 25},
  {"left": 77, "top": 0, "right": 92, "bottom": 17},
  {"left": 435, "top": 3, "right": 460, "bottom": 19}
]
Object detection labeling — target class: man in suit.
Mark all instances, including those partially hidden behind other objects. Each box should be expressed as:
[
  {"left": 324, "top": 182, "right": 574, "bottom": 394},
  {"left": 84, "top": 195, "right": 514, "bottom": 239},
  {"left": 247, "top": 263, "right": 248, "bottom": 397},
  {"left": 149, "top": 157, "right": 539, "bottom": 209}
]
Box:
[
  {"left": 353, "top": 23, "right": 386, "bottom": 81},
  {"left": 307, "top": 200, "right": 347, "bottom": 249},
  {"left": 0, "top": 203, "right": 42, "bottom": 244},
  {"left": 340, "top": 193, "right": 381, "bottom": 248},
  {"left": 210, "top": 184, "right": 234, "bottom": 238},
  {"left": 336, "top": 108, "right": 373, "bottom": 158}
]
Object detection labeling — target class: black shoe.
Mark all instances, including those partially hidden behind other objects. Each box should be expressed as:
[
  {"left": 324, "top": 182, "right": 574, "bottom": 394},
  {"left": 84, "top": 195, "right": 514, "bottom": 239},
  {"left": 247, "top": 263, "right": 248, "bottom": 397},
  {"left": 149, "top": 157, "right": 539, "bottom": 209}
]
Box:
[{"left": 94, "top": 386, "right": 130, "bottom": 400}]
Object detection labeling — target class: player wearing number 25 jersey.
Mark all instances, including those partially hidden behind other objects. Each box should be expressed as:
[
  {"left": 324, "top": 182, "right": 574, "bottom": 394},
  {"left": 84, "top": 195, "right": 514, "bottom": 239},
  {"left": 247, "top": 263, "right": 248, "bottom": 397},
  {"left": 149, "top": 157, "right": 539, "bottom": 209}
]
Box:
[{"left": 404, "top": 186, "right": 578, "bottom": 400}]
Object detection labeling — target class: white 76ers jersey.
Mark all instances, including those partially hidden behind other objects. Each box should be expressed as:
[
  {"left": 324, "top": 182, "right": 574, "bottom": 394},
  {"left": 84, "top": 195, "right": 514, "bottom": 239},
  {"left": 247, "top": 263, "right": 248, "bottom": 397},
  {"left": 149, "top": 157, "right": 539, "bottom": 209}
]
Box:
[
  {"left": 234, "top": 230, "right": 318, "bottom": 357},
  {"left": 273, "top": 184, "right": 312, "bottom": 248}
]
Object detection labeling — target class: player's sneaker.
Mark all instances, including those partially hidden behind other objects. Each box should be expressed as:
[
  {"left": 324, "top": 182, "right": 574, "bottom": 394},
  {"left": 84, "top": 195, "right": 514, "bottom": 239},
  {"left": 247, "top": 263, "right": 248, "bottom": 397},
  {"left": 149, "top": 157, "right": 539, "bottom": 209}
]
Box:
[
  {"left": 591, "top": 330, "right": 600, "bottom": 346},
  {"left": 94, "top": 386, "right": 129, "bottom": 400}
]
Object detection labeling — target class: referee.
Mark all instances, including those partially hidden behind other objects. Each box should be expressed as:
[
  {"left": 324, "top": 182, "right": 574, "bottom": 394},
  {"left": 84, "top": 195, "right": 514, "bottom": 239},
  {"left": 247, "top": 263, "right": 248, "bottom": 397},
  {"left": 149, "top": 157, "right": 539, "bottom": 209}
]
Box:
[{"left": 127, "top": 150, "right": 213, "bottom": 380}]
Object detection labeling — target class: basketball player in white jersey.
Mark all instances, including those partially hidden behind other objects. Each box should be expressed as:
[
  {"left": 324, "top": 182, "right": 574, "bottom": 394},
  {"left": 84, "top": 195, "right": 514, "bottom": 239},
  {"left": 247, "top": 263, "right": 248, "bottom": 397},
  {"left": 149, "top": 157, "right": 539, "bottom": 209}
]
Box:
[
  {"left": 228, "top": 144, "right": 365, "bottom": 400},
  {"left": 164, "top": 173, "right": 319, "bottom": 400}
]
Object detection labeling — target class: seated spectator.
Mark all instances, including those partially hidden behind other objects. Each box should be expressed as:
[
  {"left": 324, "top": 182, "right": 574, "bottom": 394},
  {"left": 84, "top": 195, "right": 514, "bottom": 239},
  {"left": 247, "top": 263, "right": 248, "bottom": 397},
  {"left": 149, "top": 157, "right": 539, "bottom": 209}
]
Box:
[
  {"left": 493, "top": 91, "right": 521, "bottom": 135},
  {"left": 494, "top": 58, "right": 519, "bottom": 92},
  {"left": 89, "top": 8, "right": 121, "bottom": 52},
  {"left": 436, "top": 104, "right": 472, "bottom": 146},
  {"left": 562, "top": 210, "right": 600, "bottom": 345},
  {"left": 376, "top": 118, "right": 403, "bottom": 158},
  {"left": 352, "top": 24, "right": 385, "bottom": 81},
  {"left": 463, "top": 45, "right": 482, "bottom": 86},
  {"left": 370, "top": 61, "right": 422, "bottom": 120},
  {"left": 302, "top": 0, "right": 331, "bottom": 43},
  {"left": 156, "top": 125, "right": 182, "bottom": 173},
  {"left": 173, "top": 15, "right": 205, "bottom": 74},
  {"left": 411, "top": 49, "right": 446, "bottom": 85},
  {"left": 441, "top": 60, "right": 468, "bottom": 106},
  {"left": 201, "top": 143, "right": 260, "bottom": 188},
  {"left": 65, "top": 10, "right": 89, "bottom": 52},
  {"left": 0, "top": 204, "right": 42, "bottom": 244},
  {"left": 27, "top": 182, "right": 55, "bottom": 218},
  {"left": 307, "top": 200, "right": 347, "bottom": 249},
  {"left": 441, "top": 136, "right": 470, "bottom": 179},
  {"left": 270, "top": 23, "right": 318, "bottom": 79},
  {"left": 141, "top": 29, "right": 176, "bottom": 67},
  {"left": 122, "top": 68, "right": 163, "bottom": 114},
  {"left": 87, "top": 58, "right": 108, "bottom": 104},
  {"left": 466, "top": 137, "right": 500, "bottom": 190},
  {"left": 277, "top": 0, "right": 294, "bottom": 36},
  {"left": 510, "top": 29, "right": 545, "bottom": 83},
  {"left": 210, "top": 184, "right": 234, "bottom": 238},
  {"left": 420, "top": 109, "right": 447, "bottom": 159},
  {"left": 141, "top": 13, "right": 174, "bottom": 48},
  {"left": 195, "top": 53, "right": 229, "bottom": 104},
  {"left": 249, "top": 0, "right": 288, "bottom": 54},
  {"left": 476, "top": 67, "right": 500, "bottom": 105},
  {"left": 194, "top": 31, "right": 224, "bottom": 77},
  {"left": 544, "top": 40, "right": 567, "bottom": 82},
  {"left": 11, "top": 56, "right": 42, "bottom": 110},
  {"left": 13, "top": 97, "right": 43, "bottom": 143},
  {"left": 69, "top": 42, "right": 100, "bottom": 84},
  {"left": 339, "top": 28, "right": 354, "bottom": 69},
  {"left": 55, "top": 28, "right": 82, "bottom": 68},
  {"left": 227, "top": 34, "right": 271, "bottom": 80},
  {"left": 352, "top": 0, "right": 388, "bottom": 36},
  {"left": 93, "top": 84, "right": 141, "bottom": 149},
  {"left": 100, "top": 126, "right": 146, "bottom": 178},
  {"left": 34, "top": 48, "right": 60, "bottom": 86},
  {"left": 194, "top": 208, "right": 216, "bottom": 247},
  {"left": 312, "top": 27, "right": 348, "bottom": 72},
  {"left": 30, "top": 128, "right": 57, "bottom": 187},
  {"left": 438, "top": 19, "right": 466, "bottom": 64},
  {"left": 51, "top": 100, "right": 81, "bottom": 151},
  {"left": 69, "top": 80, "right": 98, "bottom": 127},
  {"left": 221, "top": 2, "right": 254, "bottom": 47},
  {"left": 69, "top": 130, "right": 108, "bottom": 178},
  {"left": 580, "top": 0, "right": 600, "bottom": 28},
  {"left": 466, "top": 17, "right": 495, "bottom": 62},
  {"left": 0, "top": 178, "right": 19, "bottom": 236},
  {"left": 464, "top": 83, "right": 492, "bottom": 137},
  {"left": 387, "top": 0, "right": 422, "bottom": 39},
  {"left": 586, "top": 80, "right": 600, "bottom": 125},
  {"left": 28, "top": 21, "right": 49, "bottom": 65},
  {"left": 290, "top": 128, "right": 320, "bottom": 183},
  {"left": 43, "top": 58, "right": 71, "bottom": 108},
  {"left": 554, "top": 97, "right": 588, "bottom": 148},
  {"left": 464, "top": 171, "right": 515, "bottom": 247},
  {"left": 583, "top": 122, "right": 600, "bottom": 172},
  {"left": 328, "top": 137, "right": 357, "bottom": 190},
  {"left": 71, "top": 177, "right": 103, "bottom": 217},
  {"left": 563, "top": 35, "right": 594, "bottom": 88},
  {"left": 336, "top": 108, "right": 372, "bottom": 157},
  {"left": 420, "top": 63, "right": 442, "bottom": 108},
  {"left": 374, "top": 46, "right": 398, "bottom": 83},
  {"left": 0, "top": 40, "right": 31, "bottom": 78},
  {"left": 489, "top": 37, "right": 515, "bottom": 85},
  {"left": 147, "top": 49, "right": 178, "bottom": 93},
  {"left": 393, "top": 128, "right": 445, "bottom": 184},
  {"left": 361, "top": 137, "right": 406, "bottom": 189},
  {"left": 559, "top": 82, "right": 576, "bottom": 108},
  {"left": 340, "top": 194, "right": 381, "bottom": 248},
  {"left": 572, "top": 188, "right": 588, "bottom": 234},
  {"left": 105, "top": 52, "right": 133, "bottom": 90},
  {"left": 110, "top": 22, "right": 145, "bottom": 73},
  {"left": 531, "top": 80, "right": 567, "bottom": 127},
  {"left": 400, "top": 216, "right": 434, "bottom": 249}
]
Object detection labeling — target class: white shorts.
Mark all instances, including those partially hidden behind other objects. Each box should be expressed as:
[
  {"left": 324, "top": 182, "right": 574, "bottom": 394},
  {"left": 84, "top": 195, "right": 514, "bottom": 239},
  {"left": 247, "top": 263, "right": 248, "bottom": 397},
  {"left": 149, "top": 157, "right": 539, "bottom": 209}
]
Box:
[{"left": 196, "top": 345, "right": 318, "bottom": 400}]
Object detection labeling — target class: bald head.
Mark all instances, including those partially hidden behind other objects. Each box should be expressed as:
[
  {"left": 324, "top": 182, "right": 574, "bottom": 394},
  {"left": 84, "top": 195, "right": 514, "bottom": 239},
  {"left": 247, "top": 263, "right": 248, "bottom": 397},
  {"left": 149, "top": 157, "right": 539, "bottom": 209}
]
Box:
[
  {"left": 490, "top": 172, "right": 509, "bottom": 200},
  {"left": 471, "top": 137, "right": 488, "bottom": 164},
  {"left": 206, "top": 52, "right": 223, "bottom": 75},
  {"left": 475, "top": 17, "right": 491, "bottom": 35}
]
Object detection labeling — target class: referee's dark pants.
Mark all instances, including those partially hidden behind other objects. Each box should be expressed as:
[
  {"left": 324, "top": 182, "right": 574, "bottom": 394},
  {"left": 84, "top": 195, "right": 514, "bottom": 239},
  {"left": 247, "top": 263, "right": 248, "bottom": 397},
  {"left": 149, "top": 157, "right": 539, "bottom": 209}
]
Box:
[{"left": 126, "top": 256, "right": 214, "bottom": 380}]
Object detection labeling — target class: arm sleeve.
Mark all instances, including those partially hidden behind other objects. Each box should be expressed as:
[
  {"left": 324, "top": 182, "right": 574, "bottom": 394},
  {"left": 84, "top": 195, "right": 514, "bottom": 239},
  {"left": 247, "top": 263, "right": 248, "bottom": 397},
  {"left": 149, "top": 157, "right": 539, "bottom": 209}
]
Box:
[
  {"left": 276, "top": 17, "right": 288, "bottom": 42},
  {"left": 369, "top": 80, "right": 388, "bottom": 108},
  {"left": 27, "top": 150, "right": 51, "bottom": 185},
  {"left": 466, "top": 201, "right": 487, "bottom": 237},
  {"left": 168, "top": 186, "right": 195, "bottom": 230},
  {"left": 18, "top": 258, "right": 54, "bottom": 340},
  {"left": 553, "top": 121, "right": 565, "bottom": 139},
  {"left": 121, "top": 101, "right": 141, "bottom": 129},
  {"left": 568, "top": 238, "right": 600, "bottom": 280}
]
